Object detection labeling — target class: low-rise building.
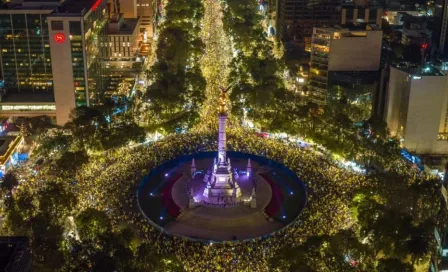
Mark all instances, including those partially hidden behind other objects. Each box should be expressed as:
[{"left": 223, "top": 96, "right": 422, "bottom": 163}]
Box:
[
  {"left": 105, "top": 13, "right": 141, "bottom": 59},
  {"left": 384, "top": 10, "right": 421, "bottom": 25},
  {"left": 0, "top": 135, "right": 24, "bottom": 177}
]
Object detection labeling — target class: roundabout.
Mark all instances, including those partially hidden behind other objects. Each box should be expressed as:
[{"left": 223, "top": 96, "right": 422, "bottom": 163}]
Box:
[
  {"left": 76, "top": 124, "right": 370, "bottom": 271},
  {"left": 74, "top": 88, "right": 371, "bottom": 271},
  {"left": 137, "top": 152, "right": 307, "bottom": 241}
]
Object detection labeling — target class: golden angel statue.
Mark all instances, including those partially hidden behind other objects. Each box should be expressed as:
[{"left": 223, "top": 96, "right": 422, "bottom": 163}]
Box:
[{"left": 218, "top": 85, "right": 232, "bottom": 114}]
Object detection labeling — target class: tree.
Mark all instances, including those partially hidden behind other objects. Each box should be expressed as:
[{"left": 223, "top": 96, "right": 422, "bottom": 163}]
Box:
[
  {"left": 353, "top": 189, "right": 413, "bottom": 258},
  {"left": 30, "top": 213, "right": 65, "bottom": 271},
  {"left": 100, "top": 97, "right": 116, "bottom": 128},
  {"left": 0, "top": 172, "right": 18, "bottom": 193},
  {"left": 55, "top": 150, "right": 89, "bottom": 175},
  {"left": 376, "top": 258, "right": 414, "bottom": 272},
  {"left": 66, "top": 106, "right": 105, "bottom": 150},
  {"left": 407, "top": 223, "right": 433, "bottom": 266},
  {"left": 269, "top": 231, "right": 374, "bottom": 271},
  {"left": 36, "top": 128, "right": 71, "bottom": 157},
  {"left": 391, "top": 43, "right": 404, "bottom": 61},
  {"left": 38, "top": 180, "right": 77, "bottom": 225},
  {"left": 75, "top": 208, "right": 112, "bottom": 241}
]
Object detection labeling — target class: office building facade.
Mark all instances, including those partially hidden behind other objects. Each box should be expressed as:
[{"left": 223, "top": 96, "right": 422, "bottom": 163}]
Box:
[
  {"left": 0, "top": 8, "right": 54, "bottom": 93},
  {"left": 0, "top": 0, "right": 148, "bottom": 125},
  {"left": 48, "top": 0, "right": 108, "bottom": 124},
  {"left": 385, "top": 66, "right": 448, "bottom": 154},
  {"left": 106, "top": 14, "right": 141, "bottom": 59},
  {"left": 309, "top": 27, "right": 382, "bottom": 103},
  {"left": 276, "top": 0, "right": 342, "bottom": 50},
  {"left": 434, "top": 0, "right": 448, "bottom": 56}
]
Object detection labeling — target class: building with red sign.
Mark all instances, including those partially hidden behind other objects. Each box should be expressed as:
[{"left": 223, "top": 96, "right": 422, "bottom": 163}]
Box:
[
  {"left": 0, "top": 0, "right": 109, "bottom": 125},
  {"left": 0, "top": 0, "right": 152, "bottom": 125},
  {"left": 47, "top": 0, "right": 109, "bottom": 124}
]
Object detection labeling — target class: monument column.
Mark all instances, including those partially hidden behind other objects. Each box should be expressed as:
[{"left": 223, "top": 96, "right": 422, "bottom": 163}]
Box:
[{"left": 218, "top": 113, "right": 227, "bottom": 164}]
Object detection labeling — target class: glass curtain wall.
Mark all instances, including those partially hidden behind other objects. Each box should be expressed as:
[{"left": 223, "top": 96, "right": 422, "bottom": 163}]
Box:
[{"left": 0, "top": 13, "right": 52, "bottom": 93}]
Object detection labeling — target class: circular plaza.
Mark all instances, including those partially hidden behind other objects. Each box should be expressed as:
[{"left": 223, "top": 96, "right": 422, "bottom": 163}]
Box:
[{"left": 137, "top": 151, "right": 307, "bottom": 241}]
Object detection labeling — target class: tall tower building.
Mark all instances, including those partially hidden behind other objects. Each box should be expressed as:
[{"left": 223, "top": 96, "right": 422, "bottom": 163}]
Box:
[
  {"left": 0, "top": 2, "right": 60, "bottom": 94},
  {"left": 276, "top": 0, "right": 342, "bottom": 50},
  {"left": 434, "top": 0, "right": 448, "bottom": 56},
  {"left": 47, "top": 0, "right": 108, "bottom": 124}
]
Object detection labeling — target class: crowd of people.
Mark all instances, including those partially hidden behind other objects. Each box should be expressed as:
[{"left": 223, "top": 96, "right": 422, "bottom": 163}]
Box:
[{"left": 70, "top": 127, "right": 405, "bottom": 271}]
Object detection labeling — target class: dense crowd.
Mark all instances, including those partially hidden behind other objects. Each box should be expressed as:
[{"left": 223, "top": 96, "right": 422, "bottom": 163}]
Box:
[{"left": 71, "top": 127, "right": 382, "bottom": 271}]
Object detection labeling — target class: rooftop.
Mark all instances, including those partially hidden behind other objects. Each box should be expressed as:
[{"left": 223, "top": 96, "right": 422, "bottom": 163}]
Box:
[
  {"left": 53, "top": 0, "right": 101, "bottom": 14},
  {"left": 0, "top": 136, "right": 18, "bottom": 158},
  {"left": 22, "top": 0, "right": 60, "bottom": 2},
  {"left": 108, "top": 17, "right": 140, "bottom": 35},
  {"left": 0, "top": 0, "right": 60, "bottom": 11},
  {"left": 393, "top": 64, "right": 445, "bottom": 76},
  {"left": 315, "top": 25, "right": 382, "bottom": 33}
]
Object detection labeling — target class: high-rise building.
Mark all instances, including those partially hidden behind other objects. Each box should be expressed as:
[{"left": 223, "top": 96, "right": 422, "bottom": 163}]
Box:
[
  {"left": 0, "top": 0, "right": 146, "bottom": 125},
  {"left": 276, "top": 0, "right": 342, "bottom": 50},
  {"left": 0, "top": 1, "right": 60, "bottom": 94},
  {"left": 385, "top": 66, "right": 448, "bottom": 154},
  {"left": 434, "top": 0, "right": 448, "bottom": 56},
  {"left": 308, "top": 27, "right": 382, "bottom": 103},
  {"left": 47, "top": 0, "right": 108, "bottom": 124}
]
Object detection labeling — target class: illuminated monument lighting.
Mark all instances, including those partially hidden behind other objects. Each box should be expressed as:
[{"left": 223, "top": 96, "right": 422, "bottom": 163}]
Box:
[
  {"left": 137, "top": 86, "right": 307, "bottom": 241},
  {"left": 202, "top": 87, "right": 242, "bottom": 203}
]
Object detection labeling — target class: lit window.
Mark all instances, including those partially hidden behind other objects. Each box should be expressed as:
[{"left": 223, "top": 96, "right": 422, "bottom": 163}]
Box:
[{"left": 1, "top": 49, "right": 7, "bottom": 53}]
